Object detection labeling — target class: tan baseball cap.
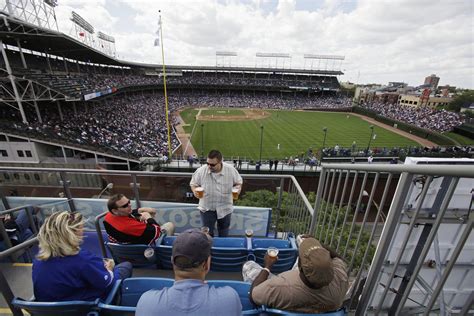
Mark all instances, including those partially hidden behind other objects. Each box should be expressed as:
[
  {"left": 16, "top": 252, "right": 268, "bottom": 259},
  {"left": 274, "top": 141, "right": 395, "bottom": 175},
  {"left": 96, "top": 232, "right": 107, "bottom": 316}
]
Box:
[{"left": 298, "top": 238, "right": 334, "bottom": 288}]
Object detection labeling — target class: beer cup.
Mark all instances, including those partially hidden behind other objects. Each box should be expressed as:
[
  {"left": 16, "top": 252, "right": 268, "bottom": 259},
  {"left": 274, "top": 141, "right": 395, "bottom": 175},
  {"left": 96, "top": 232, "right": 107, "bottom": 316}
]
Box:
[
  {"left": 195, "top": 187, "right": 204, "bottom": 198},
  {"left": 267, "top": 247, "right": 279, "bottom": 258},
  {"left": 232, "top": 188, "right": 239, "bottom": 200}
]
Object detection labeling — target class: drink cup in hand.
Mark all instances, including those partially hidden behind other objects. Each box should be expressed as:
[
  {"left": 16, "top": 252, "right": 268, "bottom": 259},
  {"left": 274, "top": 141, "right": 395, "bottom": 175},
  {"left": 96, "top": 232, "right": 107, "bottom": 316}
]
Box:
[
  {"left": 195, "top": 187, "right": 204, "bottom": 199},
  {"left": 267, "top": 247, "right": 279, "bottom": 258},
  {"left": 232, "top": 187, "right": 239, "bottom": 200}
]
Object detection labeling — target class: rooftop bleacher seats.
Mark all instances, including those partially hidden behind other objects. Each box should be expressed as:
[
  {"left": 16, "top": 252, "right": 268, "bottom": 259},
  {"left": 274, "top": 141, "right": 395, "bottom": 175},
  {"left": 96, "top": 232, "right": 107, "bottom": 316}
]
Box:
[{"left": 11, "top": 297, "right": 99, "bottom": 316}]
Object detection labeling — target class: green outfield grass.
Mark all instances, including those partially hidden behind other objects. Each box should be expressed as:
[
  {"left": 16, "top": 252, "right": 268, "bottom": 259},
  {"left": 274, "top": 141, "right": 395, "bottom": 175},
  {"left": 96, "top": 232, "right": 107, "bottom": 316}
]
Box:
[
  {"left": 444, "top": 132, "right": 474, "bottom": 145},
  {"left": 180, "top": 109, "right": 419, "bottom": 160},
  {"left": 201, "top": 108, "right": 245, "bottom": 116},
  {"left": 180, "top": 109, "right": 199, "bottom": 133}
]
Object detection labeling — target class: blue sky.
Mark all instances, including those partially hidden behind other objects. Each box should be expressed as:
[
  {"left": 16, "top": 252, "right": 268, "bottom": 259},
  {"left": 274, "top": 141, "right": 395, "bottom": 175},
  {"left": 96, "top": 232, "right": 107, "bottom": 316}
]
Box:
[{"left": 55, "top": 0, "right": 473, "bottom": 88}]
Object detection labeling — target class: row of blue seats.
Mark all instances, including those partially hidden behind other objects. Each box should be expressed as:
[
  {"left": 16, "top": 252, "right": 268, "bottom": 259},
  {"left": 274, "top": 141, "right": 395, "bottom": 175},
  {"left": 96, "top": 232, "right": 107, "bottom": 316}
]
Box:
[
  {"left": 12, "top": 277, "right": 346, "bottom": 316},
  {"left": 107, "top": 235, "right": 298, "bottom": 273}
]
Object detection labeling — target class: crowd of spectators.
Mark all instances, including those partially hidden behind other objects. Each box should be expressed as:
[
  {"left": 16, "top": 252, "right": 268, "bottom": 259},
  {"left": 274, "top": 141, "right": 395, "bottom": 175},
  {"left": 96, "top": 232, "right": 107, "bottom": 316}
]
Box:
[
  {"left": 360, "top": 101, "right": 465, "bottom": 132},
  {"left": 4, "top": 94, "right": 180, "bottom": 159},
  {"left": 1, "top": 89, "right": 471, "bottom": 161},
  {"left": 170, "top": 93, "right": 352, "bottom": 110}
]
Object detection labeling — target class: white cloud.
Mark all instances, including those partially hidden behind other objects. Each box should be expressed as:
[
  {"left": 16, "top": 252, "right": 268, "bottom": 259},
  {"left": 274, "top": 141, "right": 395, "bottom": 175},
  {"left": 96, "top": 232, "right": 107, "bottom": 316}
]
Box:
[{"left": 52, "top": 0, "right": 473, "bottom": 88}]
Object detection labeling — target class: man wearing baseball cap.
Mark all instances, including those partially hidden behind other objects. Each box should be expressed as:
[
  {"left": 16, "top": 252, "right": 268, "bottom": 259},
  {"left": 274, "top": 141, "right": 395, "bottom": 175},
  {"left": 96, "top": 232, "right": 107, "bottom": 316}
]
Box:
[
  {"left": 246, "top": 236, "right": 348, "bottom": 313},
  {"left": 136, "top": 228, "right": 242, "bottom": 316}
]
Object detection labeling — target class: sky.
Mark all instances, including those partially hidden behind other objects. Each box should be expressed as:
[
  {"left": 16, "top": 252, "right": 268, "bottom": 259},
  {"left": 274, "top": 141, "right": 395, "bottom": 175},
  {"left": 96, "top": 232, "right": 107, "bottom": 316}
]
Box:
[{"left": 54, "top": 0, "right": 473, "bottom": 89}]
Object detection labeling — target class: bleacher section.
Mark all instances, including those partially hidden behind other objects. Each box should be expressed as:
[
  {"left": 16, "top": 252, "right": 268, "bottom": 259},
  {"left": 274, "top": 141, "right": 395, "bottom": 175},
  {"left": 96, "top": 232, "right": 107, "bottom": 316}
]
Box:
[{"left": 106, "top": 235, "right": 298, "bottom": 273}]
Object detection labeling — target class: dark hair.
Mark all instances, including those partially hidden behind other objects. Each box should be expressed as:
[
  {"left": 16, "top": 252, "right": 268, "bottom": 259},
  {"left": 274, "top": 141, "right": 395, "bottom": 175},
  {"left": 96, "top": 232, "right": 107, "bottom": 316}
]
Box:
[
  {"left": 107, "top": 194, "right": 124, "bottom": 211},
  {"left": 208, "top": 150, "right": 222, "bottom": 161}
]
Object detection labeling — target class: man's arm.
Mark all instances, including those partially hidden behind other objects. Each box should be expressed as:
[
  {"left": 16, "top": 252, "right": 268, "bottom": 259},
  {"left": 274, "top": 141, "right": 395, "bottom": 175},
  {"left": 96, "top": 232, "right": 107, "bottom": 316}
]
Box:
[
  {"left": 137, "top": 207, "right": 157, "bottom": 216},
  {"left": 249, "top": 254, "right": 277, "bottom": 305}
]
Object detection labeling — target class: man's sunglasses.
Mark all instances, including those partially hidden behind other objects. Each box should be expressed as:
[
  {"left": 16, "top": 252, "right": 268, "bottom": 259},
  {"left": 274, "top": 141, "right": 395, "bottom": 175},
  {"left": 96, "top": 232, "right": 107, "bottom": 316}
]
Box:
[
  {"left": 117, "top": 200, "right": 131, "bottom": 208},
  {"left": 207, "top": 162, "right": 220, "bottom": 167}
]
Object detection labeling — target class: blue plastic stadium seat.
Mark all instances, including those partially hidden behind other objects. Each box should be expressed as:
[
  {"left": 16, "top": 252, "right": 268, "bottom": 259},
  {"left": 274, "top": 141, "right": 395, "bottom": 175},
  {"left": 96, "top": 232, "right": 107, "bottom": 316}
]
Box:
[
  {"left": 206, "top": 280, "right": 258, "bottom": 313},
  {"left": 157, "top": 236, "right": 250, "bottom": 272},
  {"left": 156, "top": 236, "right": 175, "bottom": 269},
  {"left": 105, "top": 233, "right": 166, "bottom": 268},
  {"left": 261, "top": 307, "right": 346, "bottom": 316},
  {"left": 11, "top": 297, "right": 99, "bottom": 316},
  {"left": 211, "top": 237, "right": 249, "bottom": 272},
  {"left": 250, "top": 236, "right": 298, "bottom": 273},
  {"left": 105, "top": 243, "right": 158, "bottom": 267},
  {"left": 98, "top": 278, "right": 174, "bottom": 316}
]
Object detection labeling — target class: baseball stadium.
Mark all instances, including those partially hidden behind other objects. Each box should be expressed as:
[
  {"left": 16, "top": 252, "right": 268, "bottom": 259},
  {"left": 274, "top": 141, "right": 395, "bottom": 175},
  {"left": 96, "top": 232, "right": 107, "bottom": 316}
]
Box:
[{"left": 0, "top": 1, "right": 473, "bottom": 316}]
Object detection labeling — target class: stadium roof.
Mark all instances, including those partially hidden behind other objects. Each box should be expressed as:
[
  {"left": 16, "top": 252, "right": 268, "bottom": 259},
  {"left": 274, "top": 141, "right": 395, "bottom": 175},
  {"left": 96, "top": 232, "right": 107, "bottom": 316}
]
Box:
[
  {"left": 0, "top": 12, "right": 122, "bottom": 65},
  {"left": 0, "top": 13, "right": 343, "bottom": 76}
]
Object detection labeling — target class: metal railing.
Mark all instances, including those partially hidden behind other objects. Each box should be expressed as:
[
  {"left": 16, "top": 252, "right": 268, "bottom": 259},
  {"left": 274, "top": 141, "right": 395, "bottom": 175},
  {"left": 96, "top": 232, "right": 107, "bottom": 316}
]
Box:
[
  {"left": 0, "top": 166, "right": 315, "bottom": 236},
  {"left": 312, "top": 163, "right": 474, "bottom": 315}
]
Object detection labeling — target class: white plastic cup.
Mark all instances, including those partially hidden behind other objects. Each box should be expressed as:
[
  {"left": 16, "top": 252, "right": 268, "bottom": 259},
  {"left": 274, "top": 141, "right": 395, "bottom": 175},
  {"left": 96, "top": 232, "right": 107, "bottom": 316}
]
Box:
[
  {"left": 267, "top": 247, "right": 279, "bottom": 258},
  {"left": 144, "top": 247, "right": 156, "bottom": 262},
  {"left": 245, "top": 229, "right": 254, "bottom": 238},
  {"left": 195, "top": 187, "right": 204, "bottom": 198},
  {"left": 232, "top": 188, "right": 239, "bottom": 200}
]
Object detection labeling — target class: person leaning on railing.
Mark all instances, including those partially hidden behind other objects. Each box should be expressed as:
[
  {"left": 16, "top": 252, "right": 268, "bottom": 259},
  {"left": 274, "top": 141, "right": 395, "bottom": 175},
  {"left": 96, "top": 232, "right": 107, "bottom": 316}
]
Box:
[
  {"left": 32, "top": 211, "right": 133, "bottom": 302},
  {"left": 243, "top": 235, "right": 348, "bottom": 314}
]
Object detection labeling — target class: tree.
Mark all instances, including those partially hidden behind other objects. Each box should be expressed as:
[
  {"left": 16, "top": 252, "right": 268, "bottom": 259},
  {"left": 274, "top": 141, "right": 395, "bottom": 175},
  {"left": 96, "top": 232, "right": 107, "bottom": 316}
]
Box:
[{"left": 448, "top": 90, "right": 474, "bottom": 112}]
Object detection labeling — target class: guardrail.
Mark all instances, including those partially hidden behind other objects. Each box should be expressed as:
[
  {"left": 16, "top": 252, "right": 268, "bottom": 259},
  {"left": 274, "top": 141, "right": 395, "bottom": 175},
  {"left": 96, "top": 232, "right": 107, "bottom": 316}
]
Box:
[{"left": 312, "top": 163, "right": 474, "bottom": 315}]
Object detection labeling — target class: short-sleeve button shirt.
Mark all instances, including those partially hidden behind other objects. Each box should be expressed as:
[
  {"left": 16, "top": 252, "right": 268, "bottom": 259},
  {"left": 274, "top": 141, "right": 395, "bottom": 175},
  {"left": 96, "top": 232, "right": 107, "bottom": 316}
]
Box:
[{"left": 190, "top": 162, "right": 243, "bottom": 219}]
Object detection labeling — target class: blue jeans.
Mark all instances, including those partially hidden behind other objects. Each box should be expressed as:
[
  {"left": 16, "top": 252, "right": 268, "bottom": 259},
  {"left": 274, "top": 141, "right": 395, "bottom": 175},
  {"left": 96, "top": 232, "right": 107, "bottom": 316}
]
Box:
[
  {"left": 114, "top": 261, "right": 133, "bottom": 279},
  {"left": 14, "top": 209, "right": 34, "bottom": 242},
  {"left": 200, "top": 211, "right": 232, "bottom": 237}
]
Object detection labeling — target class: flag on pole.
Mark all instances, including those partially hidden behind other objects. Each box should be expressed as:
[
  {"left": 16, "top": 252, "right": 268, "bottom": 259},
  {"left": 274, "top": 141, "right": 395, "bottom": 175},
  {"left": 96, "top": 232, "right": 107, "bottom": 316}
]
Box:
[{"left": 154, "top": 16, "right": 161, "bottom": 46}]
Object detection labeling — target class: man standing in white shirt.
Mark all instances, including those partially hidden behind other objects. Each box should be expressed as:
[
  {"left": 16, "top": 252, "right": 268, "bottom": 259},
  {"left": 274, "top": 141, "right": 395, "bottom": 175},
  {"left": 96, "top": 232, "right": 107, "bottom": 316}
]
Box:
[{"left": 190, "top": 149, "right": 243, "bottom": 237}]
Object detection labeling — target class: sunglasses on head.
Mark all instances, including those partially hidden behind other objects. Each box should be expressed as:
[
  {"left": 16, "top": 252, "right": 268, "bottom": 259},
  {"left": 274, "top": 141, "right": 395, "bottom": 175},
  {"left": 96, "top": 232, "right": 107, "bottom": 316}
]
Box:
[
  {"left": 207, "top": 162, "right": 219, "bottom": 167},
  {"left": 117, "top": 200, "right": 131, "bottom": 208}
]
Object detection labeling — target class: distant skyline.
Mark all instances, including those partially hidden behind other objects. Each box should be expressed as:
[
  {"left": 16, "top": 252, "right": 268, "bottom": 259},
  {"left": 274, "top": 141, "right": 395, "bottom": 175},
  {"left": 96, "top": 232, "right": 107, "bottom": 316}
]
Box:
[{"left": 54, "top": 0, "right": 473, "bottom": 88}]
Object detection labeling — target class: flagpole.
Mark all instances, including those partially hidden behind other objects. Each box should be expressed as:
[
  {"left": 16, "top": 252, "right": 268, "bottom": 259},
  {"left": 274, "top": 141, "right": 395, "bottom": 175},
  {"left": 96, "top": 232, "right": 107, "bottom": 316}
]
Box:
[{"left": 158, "top": 11, "right": 172, "bottom": 160}]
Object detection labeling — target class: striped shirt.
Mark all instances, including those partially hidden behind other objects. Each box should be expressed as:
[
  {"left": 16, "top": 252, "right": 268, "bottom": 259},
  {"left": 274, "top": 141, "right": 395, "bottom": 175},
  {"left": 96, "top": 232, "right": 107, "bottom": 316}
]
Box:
[{"left": 190, "top": 162, "right": 243, "bottom": 219}]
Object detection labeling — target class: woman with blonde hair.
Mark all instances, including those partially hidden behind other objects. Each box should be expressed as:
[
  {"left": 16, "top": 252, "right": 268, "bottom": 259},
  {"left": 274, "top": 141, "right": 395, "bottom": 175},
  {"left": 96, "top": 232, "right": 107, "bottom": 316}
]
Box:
[{"left": 32, "top": 211, "right": 132, "bottom": 301}]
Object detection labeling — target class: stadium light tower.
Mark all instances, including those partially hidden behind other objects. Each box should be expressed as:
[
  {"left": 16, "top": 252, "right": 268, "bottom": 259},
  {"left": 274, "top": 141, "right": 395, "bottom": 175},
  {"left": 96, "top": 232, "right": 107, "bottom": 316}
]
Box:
[
  {"left": 4, "top": 0, "right": 59, "bottom": 31},
  {"left": 367, "top": 125, "right": 375, "bottom": 153},
  {"left": 303, "top": 54, "right": 345, "bottom": 71},
  {"left": 255, "top": 53, "right": 291, "bottom": 69},
  {"left": 71, "top": 11, "right": 95, "bottom": 47},
  {"left": 97, "top": 31, "right": 116, "bottom": 57},
  {"left": 216, "top": 51, "right": 237, "bottom": 67}
]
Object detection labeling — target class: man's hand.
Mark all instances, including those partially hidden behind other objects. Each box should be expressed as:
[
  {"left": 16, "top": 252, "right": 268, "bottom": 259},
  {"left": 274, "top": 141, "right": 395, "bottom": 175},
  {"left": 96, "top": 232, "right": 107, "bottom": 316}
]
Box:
[
  {"left": 264, "top": 253, "right": 278, "bottom": 269},
  {"left": 138, "top": 207, "right": 157, "bottom": 216},
  {"left": 103, "top": 258, "right": 115, "bottom": 271},
  {"left": 139, "top": 212, "right": 153, "bottom": 222}
]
